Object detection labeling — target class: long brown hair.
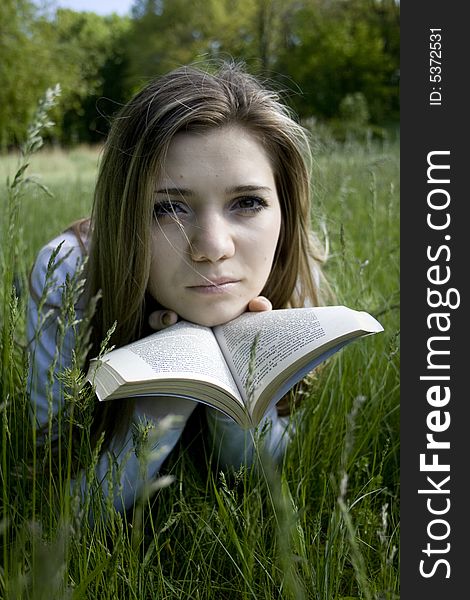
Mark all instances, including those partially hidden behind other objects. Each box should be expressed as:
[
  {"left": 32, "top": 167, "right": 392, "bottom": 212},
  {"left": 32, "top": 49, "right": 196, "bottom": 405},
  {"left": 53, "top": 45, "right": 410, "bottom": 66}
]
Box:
[{"left": 84, "top": 61, "right": 332, "bottom": 448}]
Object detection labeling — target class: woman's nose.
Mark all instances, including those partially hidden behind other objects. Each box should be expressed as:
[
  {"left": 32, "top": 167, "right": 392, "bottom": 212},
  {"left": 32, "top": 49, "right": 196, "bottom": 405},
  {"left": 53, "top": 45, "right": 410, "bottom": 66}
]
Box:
[{"left": 189, "top": 213, "right": 235, "bottom": 262}]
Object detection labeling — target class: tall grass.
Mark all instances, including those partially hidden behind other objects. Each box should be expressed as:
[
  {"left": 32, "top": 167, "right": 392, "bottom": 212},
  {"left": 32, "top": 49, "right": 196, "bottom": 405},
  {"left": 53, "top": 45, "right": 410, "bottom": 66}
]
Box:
[{"left": 0, "top": 97, "right": 399, "bottom": 599}]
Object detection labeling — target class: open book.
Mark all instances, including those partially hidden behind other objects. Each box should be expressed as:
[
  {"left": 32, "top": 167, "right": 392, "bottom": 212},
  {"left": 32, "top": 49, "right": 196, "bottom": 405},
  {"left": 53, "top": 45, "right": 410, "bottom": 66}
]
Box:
[{"left": 86, "top": 306, "right": 383, "bottom": 429}]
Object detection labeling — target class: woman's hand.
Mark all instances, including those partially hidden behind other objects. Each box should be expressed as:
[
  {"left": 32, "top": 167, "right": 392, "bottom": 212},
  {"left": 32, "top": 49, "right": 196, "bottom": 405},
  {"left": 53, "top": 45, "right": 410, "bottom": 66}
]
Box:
[
  {"left": 246, "top": 296, "right": 272, "bottom": 312},
  {"left": 148, "top": 296, "right": 272, "bottom": 332},
  {"left": 148, "top": 310, "right": 179, "bottom": 331}
]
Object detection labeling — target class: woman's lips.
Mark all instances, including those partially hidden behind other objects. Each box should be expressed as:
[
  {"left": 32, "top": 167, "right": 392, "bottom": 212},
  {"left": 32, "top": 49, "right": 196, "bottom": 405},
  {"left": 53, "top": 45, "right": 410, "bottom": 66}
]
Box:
[{"left": 187, "top": 279, "right": 240, "bottom": 294}]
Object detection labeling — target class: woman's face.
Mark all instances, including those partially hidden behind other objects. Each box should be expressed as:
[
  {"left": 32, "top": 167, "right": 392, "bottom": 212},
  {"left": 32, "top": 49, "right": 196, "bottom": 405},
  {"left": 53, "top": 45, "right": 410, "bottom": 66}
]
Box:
[{"left": 148, "top": 125, "right": 282, "bottom": 327}]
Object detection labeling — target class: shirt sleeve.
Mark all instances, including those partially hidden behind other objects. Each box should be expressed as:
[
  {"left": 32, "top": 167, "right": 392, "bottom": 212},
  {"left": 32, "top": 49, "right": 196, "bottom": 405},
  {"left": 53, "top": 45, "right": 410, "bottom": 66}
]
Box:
[
  {"left": 81, "top": 398, "right": 196, "bottom": 514},
  {"left": 27, "top": 233, "right": 87, "bottom": 427},
  {"left": 205, "top": 405, "right": 294, "bottom": 470},
  {"left": 27, "top": 233, "right": 196, "bottom": 514}
]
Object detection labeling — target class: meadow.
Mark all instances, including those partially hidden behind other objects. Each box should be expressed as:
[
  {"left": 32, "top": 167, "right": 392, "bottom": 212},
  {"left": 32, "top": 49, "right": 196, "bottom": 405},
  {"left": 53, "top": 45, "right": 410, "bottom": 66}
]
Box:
[{"left": 0, "top": 121, "right": 400, "bottom": 598}]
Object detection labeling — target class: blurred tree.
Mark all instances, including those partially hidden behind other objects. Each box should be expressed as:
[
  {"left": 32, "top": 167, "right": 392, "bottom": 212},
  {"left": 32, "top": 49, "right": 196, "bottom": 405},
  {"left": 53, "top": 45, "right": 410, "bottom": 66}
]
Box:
[
  {"left": 0, "top": 3, "right": 130, "bottom": 147},
  {"left": 124, "top": 0, "right": 301, "bottom": 90},
  {"left": 275, "top": 0, "right": 399, "bottom": 123},
  {"left": 36, "top": 9, "right": 131, "bottom": 144},
  {"left": 0, "top": 0, "right": 53, "bottom": 149},
  {"left": 125, "top": 0, "right": 210, "bottom": 91}
]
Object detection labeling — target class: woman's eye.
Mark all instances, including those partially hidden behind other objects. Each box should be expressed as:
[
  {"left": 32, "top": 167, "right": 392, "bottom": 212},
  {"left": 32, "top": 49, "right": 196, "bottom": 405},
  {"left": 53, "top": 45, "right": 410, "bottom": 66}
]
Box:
[
  {"left": 233, "top": 196, "right": 268, "bottom": 213},
  {"left": 153, "top": 201, "right": 185, "bottom": 219}
]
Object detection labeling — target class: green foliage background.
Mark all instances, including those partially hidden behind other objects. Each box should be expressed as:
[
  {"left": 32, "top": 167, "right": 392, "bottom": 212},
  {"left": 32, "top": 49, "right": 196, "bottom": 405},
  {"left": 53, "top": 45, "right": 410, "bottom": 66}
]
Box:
[{"left": 0, "top": 0, "right": 399, "bottom": 149}]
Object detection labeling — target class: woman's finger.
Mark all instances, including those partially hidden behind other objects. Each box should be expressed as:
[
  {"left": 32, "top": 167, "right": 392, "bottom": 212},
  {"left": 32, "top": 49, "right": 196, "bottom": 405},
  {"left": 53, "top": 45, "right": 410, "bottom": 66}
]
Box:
[
  {"left": 148, "top": 310, "right": 178, "bottom": 331},
  {"left": 247, "top": 296, "right": 272, "bottom": 312}
]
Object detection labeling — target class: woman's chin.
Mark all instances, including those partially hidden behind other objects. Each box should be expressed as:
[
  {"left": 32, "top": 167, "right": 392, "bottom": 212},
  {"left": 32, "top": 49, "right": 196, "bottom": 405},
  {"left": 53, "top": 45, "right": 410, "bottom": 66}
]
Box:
[{"left": 182, "top": 306, "right": 246, "bottom": 328}]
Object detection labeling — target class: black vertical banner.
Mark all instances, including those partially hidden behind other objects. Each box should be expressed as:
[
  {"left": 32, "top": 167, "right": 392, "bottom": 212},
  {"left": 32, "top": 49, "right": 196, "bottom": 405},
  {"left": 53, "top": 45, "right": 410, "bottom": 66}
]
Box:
[{"left": 401, "top": 3, "right": 467, "bottom": 598}]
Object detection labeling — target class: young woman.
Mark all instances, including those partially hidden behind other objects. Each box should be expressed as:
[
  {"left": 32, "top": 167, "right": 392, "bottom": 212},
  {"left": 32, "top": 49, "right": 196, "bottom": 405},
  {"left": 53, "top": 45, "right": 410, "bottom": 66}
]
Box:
[{"left": 28, "top": 62, "right": 330, "bottom": 514}]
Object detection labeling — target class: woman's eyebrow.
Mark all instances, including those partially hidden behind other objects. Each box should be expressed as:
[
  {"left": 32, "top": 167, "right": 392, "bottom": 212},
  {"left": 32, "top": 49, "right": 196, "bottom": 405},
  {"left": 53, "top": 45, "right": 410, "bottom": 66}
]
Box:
[
  {"left": 225, "top": 184, "right": 273, "bottom": 194},
  {"left": 155, "top": 184, "right": 273, "bottom": 196}
]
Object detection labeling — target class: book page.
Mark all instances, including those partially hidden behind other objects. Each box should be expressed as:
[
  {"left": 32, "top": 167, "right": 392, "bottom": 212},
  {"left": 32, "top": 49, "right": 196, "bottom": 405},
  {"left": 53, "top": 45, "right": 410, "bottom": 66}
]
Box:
[
  {"left": 98, "top": 321, "right": 242, "bottom": 402},
  {"left": 214, "top": 306, "right": 383, "bottom": 404}
]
